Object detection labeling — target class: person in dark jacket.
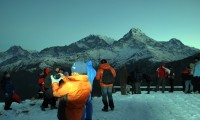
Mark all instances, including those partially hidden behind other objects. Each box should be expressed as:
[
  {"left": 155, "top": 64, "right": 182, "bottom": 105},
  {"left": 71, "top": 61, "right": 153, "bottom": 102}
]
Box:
[
  {"left": 120, "top": 65, "right": 128, "bottom": 95},
  {"left": 40, "top": 68, "right": 51, "bottom": 111},
  {"left": 129, "top": 71, "right": 135, "bottom": 94},
  {"left": 143, "top": 74, "right": 152, "bottom": 94},
  {"left": 0, "top": 72, "right": 15, "bottom": 110},
  {"left": 41, "top": 67, "right": 58, "bottom": 111},
  {"left": 182, "top": 66, "right": 193, "bottom": 93},
  {"left": 57, "top": 68, "right": 68, "bottom": 120},
  {"left": 168, "top": 66, "right": 175, "bottom": 93},
  {"left": 38, "top": 71, "right": 45, "bottom": 99},
  {"left": 133, "top": 68, "right": 143, "bottom": 94}
]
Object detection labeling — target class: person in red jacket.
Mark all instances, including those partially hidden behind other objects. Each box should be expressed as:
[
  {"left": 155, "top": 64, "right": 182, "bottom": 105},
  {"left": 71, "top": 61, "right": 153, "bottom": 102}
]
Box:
[{"left": 155, "top": 63, "right": 170, "bottom": 93}]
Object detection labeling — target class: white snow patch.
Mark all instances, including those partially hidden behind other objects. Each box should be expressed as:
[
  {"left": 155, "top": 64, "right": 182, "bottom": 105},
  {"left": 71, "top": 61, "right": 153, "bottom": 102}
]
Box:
[{"left": 1, "top": 92, "right": 200, "bottom": 120}]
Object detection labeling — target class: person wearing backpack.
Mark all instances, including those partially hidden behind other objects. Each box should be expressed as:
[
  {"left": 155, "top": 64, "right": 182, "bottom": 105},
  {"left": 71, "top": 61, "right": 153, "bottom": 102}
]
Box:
[{"left": 96, "top": 59, "right": 116, "bottom": 112}]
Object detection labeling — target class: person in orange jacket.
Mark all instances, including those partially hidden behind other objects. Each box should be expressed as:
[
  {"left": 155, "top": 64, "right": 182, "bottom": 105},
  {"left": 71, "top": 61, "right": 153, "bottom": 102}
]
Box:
[
  {"left": 96, "top": 59, "right": 116, "bottom": 112},
  {"left": 51, "top": 61, "right": 91, "bottom": 120}
]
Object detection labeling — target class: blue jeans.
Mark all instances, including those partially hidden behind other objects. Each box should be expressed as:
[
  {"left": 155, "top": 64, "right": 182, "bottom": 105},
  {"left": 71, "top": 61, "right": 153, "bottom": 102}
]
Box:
[
  {"left": 82, "top": 94, "right": 93, "bottom": 120},
  {"left": 101, "top": 87, "right": 114, "bottom": 109},
  {"left": 185, "top": 80, "right": 193, "bottom": 92}
]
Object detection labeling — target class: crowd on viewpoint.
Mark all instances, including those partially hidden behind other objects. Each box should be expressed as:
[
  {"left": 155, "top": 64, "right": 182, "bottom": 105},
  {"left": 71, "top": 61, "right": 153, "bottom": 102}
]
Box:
[{"left": 0, "top": 56, "right": 200, "bottom": 120}]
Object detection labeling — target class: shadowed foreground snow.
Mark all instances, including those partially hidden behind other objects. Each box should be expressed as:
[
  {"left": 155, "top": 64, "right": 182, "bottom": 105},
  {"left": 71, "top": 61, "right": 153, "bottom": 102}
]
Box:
[{"left": 1, "top": 92, "right": 200, "bottom": 120}]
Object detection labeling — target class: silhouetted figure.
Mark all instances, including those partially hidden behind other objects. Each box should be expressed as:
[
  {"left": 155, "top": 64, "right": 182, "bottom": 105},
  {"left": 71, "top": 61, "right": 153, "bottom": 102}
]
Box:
[
  {"left": 143, "top": 74, "right": 152, "bottom": 94},
  {"left": 1, "top": 72, "right": 14, "bottom": 110}
]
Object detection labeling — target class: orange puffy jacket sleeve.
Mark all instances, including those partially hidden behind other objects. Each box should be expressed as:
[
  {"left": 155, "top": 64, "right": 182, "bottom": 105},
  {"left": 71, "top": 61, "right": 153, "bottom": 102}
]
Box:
[{"left": 52, "top": 77, "right": 72, "bottom": 97}]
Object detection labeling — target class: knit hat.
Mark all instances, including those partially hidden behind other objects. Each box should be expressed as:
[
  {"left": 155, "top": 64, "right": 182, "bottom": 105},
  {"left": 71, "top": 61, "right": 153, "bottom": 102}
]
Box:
[{"left": 71, "top": 61, "right": 87, "bottom": 74}]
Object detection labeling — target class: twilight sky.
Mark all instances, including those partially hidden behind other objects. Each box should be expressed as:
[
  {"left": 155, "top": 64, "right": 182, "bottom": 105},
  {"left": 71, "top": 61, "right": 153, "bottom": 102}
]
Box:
[{"left": 0, "top": 0, "right": 200, "bottom": 52}]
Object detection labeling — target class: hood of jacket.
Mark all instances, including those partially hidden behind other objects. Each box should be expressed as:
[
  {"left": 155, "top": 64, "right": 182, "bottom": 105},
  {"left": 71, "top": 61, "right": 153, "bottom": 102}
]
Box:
[{"left": 86, "top": 61, "right": 96, "bottom": 86}]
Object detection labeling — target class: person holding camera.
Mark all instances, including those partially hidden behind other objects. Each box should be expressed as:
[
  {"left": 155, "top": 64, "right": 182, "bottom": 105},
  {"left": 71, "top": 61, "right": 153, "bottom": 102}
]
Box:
[{"left": 51, "top": 61, "right": 91, "bottom": 120}]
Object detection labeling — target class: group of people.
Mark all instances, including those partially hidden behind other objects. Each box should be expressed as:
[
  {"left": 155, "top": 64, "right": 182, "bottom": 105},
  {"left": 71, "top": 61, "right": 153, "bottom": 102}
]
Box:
[
  {"left": 1, "top": 56, "right": 200, "bottom": 120},
  {"left": 119, "top": 56, "right": 200, "bottom": 95},
  {"left": 182, "top": 57, "right": 200, "bottom": 94},
  {"left": 36, "top": 59, "right": 116, "bottom": 120}
]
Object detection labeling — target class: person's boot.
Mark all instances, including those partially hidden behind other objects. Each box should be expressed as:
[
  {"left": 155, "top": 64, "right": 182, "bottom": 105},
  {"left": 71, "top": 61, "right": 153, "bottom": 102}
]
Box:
[
  {"left": 40, "top": 106, "right": 45, "bottom": 111},
  {"left": 102, "top": 100, "right": 108, "bottom": 112},
  {"left": 51, "top": 106, "right": 58, "bottom": 109},
  {"left": 4, "top": 107, "right": 12, "bottom": 110},
  {"left": 102, "top": 107, "right": 108, "bottom": 112}
]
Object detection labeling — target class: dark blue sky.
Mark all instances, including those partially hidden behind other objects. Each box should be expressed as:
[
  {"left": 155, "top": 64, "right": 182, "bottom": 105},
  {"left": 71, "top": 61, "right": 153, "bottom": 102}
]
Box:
[{"left": 0, "top": 0, "right": 200, "bottom": 52}]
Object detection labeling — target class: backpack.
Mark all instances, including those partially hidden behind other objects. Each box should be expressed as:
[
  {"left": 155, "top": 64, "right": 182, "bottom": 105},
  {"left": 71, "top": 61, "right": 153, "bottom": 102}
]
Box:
[{"left": 102, "top": 69, "right": 115, "bottom": 84}]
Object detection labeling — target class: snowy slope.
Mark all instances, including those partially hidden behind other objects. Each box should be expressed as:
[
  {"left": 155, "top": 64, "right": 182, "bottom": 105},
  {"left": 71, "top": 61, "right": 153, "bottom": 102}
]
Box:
[{"left": 1, "top": 92, "right": 200, "bottom": 120}]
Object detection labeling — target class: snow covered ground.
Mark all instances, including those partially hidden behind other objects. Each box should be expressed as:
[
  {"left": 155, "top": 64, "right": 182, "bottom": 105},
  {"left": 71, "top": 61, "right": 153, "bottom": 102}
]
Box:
[{"left": 1, "top": 92, "right": 200, "bottom": 120}]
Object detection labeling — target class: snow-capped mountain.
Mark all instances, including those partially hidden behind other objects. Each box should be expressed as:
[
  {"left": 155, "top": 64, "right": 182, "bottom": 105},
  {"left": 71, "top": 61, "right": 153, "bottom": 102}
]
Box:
[{"left": 0, "top": 28, "right": 199, "bottom": 72}]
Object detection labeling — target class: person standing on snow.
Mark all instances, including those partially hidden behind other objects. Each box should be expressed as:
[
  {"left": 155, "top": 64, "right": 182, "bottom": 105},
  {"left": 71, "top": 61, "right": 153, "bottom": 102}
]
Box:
[
  {"left": 193, "top": 57, "right": 200, "bottom": 93},
  {"left": 155, "top": 63, "right": 170, "bottom": 93},
  {"left": 96, "top": 59, "right": 116, "bottom": 112},
  {"left": 120, "top": 65, "right": 128, "bottom": 95},
  {"left": 82, "top": 61, "right": 97, "bottom": 120},
  {"left": 40, "top": 68, "right": 51, "bottom": 111},
  {"left": 133, "top": 68, "right": 143, "bottom": 94},
  {"left": 52, "top": 61, "right": 91, "bottom": 120},
  {"left": 38, "top": 71, "right": 45, "bottom": 99},
  {"left": 168, "top": 66, "right": 175, "bottom": 93},
  {"left": 0, "top": 72, "right": 15, "bottom": 110},
  {"left": 182, "top": 66, "right": 193, "bottom": 94},
  {"left": 143, "top": 73, "right": 152, "bottom": 94}
]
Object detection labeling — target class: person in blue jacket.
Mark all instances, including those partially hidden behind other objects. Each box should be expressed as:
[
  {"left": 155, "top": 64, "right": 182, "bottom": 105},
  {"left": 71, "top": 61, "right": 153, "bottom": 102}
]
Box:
[
  {"left": 0, "top": 71, "right": 15, "bottom": 110},
  {"left": 82, "top": 61, "right": 97, "bottom": 120},
  {"left": 193, "top": 57, "right": 200, "bottom": 93}
]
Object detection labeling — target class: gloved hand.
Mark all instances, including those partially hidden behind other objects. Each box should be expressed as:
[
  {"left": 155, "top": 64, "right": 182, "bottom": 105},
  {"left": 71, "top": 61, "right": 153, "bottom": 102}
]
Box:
[{"left": 51, "top": 74, "right": 62, "bottom": 84}]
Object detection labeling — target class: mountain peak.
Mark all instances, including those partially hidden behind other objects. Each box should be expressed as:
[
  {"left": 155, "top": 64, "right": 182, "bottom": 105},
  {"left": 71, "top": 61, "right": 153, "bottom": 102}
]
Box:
[
  {"left": 169, "top": 38, "right": 184, "bottom": 46},
  {"left": 6, "top": 45, "right": 24, "bottom": 52},
  {"left": 130, "top": 28, "right": 142, "bottom": 33},
  {"left": 81, "top": 34, "right": 115, "bottom": 45},
  {"left": 6, "top": 45, "right": 28, "bottom": 55},
  {"left": 122, "top": 28, "right": 145, "bottom": 39}
]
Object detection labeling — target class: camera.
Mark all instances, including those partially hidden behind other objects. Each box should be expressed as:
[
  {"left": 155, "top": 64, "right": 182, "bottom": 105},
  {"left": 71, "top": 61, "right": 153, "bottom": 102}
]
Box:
[{"left": 53, "top": 74, "right": 61, "bottom": 80}]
